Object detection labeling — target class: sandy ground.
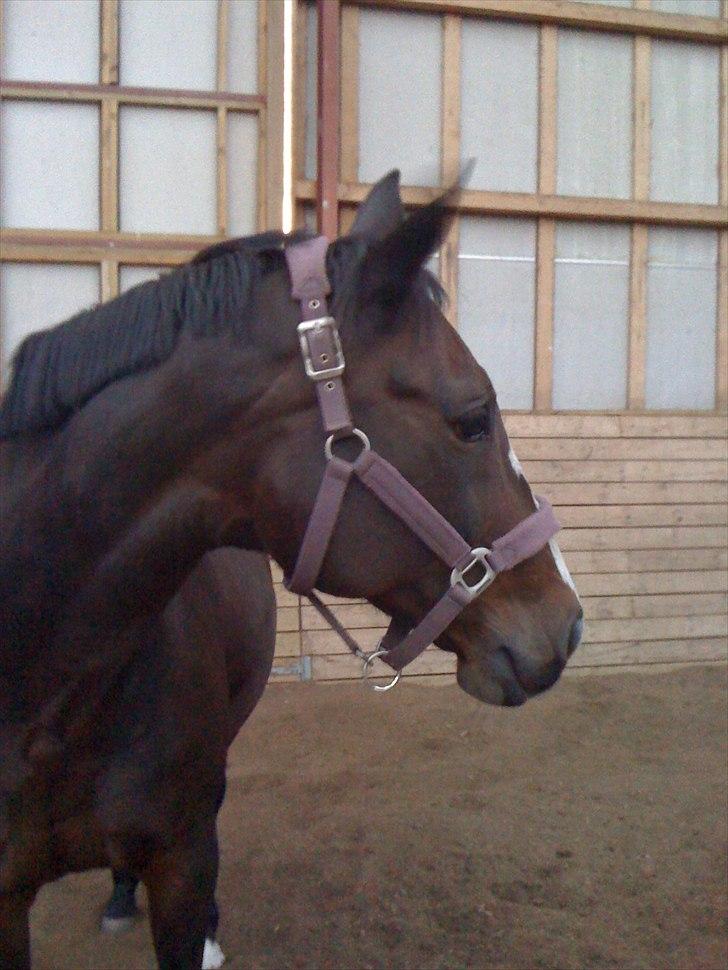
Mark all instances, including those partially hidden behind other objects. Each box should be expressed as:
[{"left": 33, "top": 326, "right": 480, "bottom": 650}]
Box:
[{"left": 30, "top": 664, "right": 727, "bottom": 970}]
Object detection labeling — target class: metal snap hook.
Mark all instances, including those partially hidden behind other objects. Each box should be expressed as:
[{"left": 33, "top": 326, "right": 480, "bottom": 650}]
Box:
[{"left": 362, "top": 649, "right": 401, "bottom": 692}]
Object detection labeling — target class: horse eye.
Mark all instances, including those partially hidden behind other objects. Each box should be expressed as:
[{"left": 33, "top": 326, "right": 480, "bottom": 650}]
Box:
[{"left": 455, "top": 405, "right": 491, "bottom": 443}]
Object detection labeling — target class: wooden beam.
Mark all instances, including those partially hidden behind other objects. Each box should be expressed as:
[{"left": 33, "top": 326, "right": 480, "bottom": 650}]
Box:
[
  {"left": 338, "top": 3, "right": 360, "bottom": 235},
  {"left": 217, "top": 0, "right": 230, "bottom": 91},
  {"left": 440, "top": 14, "right": 461, "bottom": 324},
  {"left": 100, "top": 0, "right": 119, "bottom": 86},
  {"left": 0, "top": 80, "right": 264, "bottom": 111},
  {"left": 314, "top": 181, "right": 728, "bottom": 229},
  {"left": 317, "top": 0, "right": 341, "bottom": 238},
  {"left": 533, "top": 218, "right": 555, "bottom": 411},
  {"left": 0, "top": 229, "right": 223, "bottom": 266},
  {"left": 628, "top": 225, "right": 648, "bottom": 410},
  {"left": 717, "top": 230, "right": 727, "bottom": 411},
  {"left": 265, "top": 0, "right": 286, "bottom": 230},
  {"left": 351, "top": 0, "right": 728, "bottom": 44},
  {"left": 217, "top": 106, "right": 228, "bottom": 236},
  {"left": 100, "top": 260, "right": 119, "bottom": 302},
  {"left": 538, "top": 24, "right": 557, "bottom": 196}
]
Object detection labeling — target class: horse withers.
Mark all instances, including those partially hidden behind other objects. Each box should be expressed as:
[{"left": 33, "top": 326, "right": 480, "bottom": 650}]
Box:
[{"left": 0, "top": 170, "right": 581, "bottom": 969}]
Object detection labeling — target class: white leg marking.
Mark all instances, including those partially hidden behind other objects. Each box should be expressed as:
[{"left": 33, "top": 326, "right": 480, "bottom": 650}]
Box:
[{"left": 203, "top": 938, "right": 226, "bottom": 969}]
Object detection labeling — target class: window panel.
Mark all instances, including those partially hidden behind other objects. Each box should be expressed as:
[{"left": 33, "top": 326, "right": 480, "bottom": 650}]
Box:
[
  {"left": 645, "top": 228, "right": 717, "bottom": 410},
  {"left": 227, "top": 113, "right": 259, "bottom": 236},
  {"left": 359, "top": 10, "right": 442, "bottom": 187},
  {"left": 557, "top": 30, "right": 632, "bottom": 199},
  {"left": 0, "top": 101, "right": 99, "bottom": 231},
  {"left": 120, "top": 0, "right": 217, "bottom": 91},
  {"left": 460, "top": 20, "right": 538, "bottom": 193},
  {"left": 227, "top": 0, "right": 259, "bottom": 93},
  {"left": 457, "top": 217, "right": 536, "bottom": 411},
  {"left": 650, "top": 41, "right": 719, "bottom": 205},
  {"left": 1, "top": 0, "right": 99, "bottom": 84},
  {"left": 1, "top": 263, "right": 99, "bottom": 380},
  {"left": 119, "top": 107, "right": 217, "bottom": 235},
  {"left": 553, "top": 223, "right": 630, "bottom": 410},
  {"left": 652, "top": 0, "right": 721, "bottom": 15},
  {"left": 119, "top": 266, "right": 169, "bottom": 293}
]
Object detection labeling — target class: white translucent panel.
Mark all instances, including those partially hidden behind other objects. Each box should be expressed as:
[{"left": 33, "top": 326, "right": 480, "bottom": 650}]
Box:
[
  {"left": 568, "top": 0, "right": 632, "bottom": 5},
  {"left": 460, "top": 20, "right": 538, "bottom": 193},
  {"left": 227, "top": 113, "right": 259, "bottom": 236},
  {"left": 553, "top": 223, "right": 630, "bottom": 411},
  {"left": 457, "top": 217, "right": 536, "bottom": 410},
  {"left": 0, "top": 101, "right": 99, "bottom": 230},
  {"left": 0, "top": 263, "right": 99, "bottom": 380},
  {"left": 652, "top": 0, "right": 720, "bottom": 14},
  {"left": 1, "top": 0, "right": 99, "bottom": 84},
  {"left": 645, "top": 228, "right": 717, "bottom": 410},
  {"left": 119, "top": 107, "right": 216, "bottom": 234},
  {"left": 304, "top": 1, "right": 318, "bottom": 180},
  {"left": 119, "top": 266, "right": 168, "bottom": 293},
  {"left": 227, "top": 0, "right": 258, "bottom": 93},
  {"left": 651, "top": 41, "right": 719, "bottom": 205},
  {"left": 359, "top": 10, "right": 441, "bottom": 187},
  {"left": 557, "top": 30, "right": 632, "bottom": 199},
  {"left": 120, "top": 0, "right": 217, "bottom": 90}
]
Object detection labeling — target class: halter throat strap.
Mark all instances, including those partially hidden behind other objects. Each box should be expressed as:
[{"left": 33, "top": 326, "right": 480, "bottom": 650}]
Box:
[{"left": 284, "top": 236, "right": 560, "bottom": 674}]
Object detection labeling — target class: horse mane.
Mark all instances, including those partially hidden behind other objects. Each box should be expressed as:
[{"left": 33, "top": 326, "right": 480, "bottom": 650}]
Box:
[{"left": 0, "top": 230, "right": 312, "bottom": 439}]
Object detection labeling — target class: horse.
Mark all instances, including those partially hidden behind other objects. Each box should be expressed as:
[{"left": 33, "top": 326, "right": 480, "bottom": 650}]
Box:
[{"left": 0, "top": 170, "right": 583, "bottom": 969}]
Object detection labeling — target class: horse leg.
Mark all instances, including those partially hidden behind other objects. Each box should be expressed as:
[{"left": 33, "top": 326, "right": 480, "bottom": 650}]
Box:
[
  {"left": 143, "top": 821, "right": 218, "bottom": 970},
  {"left": 101, "top": 868, "right": 140, "bottom": 932},
  {"left": 0, "top": 890, "right": 34, "bottom": 970}
]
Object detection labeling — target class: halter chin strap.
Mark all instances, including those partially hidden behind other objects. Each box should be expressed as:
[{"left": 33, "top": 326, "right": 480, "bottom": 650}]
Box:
[{"left": 284, "top": 236, "right": 560, "bottom": 678}]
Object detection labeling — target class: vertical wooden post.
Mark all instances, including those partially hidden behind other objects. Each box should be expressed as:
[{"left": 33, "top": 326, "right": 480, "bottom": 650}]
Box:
[
  {"left": 628, "top": 34, "right": 651, "bottom": 411},
  {"left": 338, "top": 3, "right": 360, "bottom": 235},
  {"left": 100, "top": 0, "right": 119, "bottom": 300},
  {"left": 265, "top": 0, "right": 286, "bottom": 231},
  {"left": 216, "top": 0, "right": 229, "bottom": 236},
  {"left": 533, "top": 24, "right": 557, "bottom": 412},
  {"left": 317, "top": 0, "right": 340, "bottom": 239},
  {"left": 716, "top": 37, "right": 727, "bottom": 411},
  {"left": 440, "top": 14, "right": 461, "bottom": 327}
]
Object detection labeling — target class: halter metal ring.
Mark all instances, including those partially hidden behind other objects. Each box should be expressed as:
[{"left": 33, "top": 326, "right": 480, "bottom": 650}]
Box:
[
  {"left": 325, "top": 428, "right": 371, "bottom": 462},
  {"left": 450, "top": 547, "right": 496, "bottom": 602},
  {"left": 362, "top": 649, "right": 401, "bottom": 692}
]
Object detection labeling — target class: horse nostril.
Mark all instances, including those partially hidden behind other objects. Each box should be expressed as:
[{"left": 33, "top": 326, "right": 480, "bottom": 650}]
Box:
[{"left": 567, "top": 615, "right": 584, "bottom": 657}]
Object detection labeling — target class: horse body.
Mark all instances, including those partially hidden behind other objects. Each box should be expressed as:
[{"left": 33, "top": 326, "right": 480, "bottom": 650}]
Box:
[{"left": 1, "top": 172, "right": 582, "bottom": 968}]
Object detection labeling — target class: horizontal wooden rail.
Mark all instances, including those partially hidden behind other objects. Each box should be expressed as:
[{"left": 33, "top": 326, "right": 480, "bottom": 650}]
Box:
[
  {"left": 0, "top": 80, "right": 264, "bottom": 112},
  {"left": 352, "top": 0, "right": 728, "bottom": 44},
  {"left": 297, "top": 180, "right": 728, "bottom": 229},
  {"left": 0, "top": 229, "right": 223, "bottom": 265}
]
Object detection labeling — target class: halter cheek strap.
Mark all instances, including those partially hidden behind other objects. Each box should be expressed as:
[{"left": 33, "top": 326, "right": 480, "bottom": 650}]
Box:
[{"left": 284, "top": 236, "right": 560, "bottom": 682}]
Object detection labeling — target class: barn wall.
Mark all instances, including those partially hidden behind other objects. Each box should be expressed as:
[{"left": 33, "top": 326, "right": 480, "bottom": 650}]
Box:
[{"left": 287, "top": 0, "right": 728, "bottom": 682}]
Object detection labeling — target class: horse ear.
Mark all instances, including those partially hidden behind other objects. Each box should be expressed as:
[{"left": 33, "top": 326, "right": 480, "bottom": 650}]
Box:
[
  {"left": 359, "top": 182, "right": 458, "bottom": 310},
  {"left": 349, "top": 170, "right": 404, "bottom": 242}
]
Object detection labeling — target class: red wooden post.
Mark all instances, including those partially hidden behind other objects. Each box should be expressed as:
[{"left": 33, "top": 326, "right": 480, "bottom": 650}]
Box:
[{"left": 316, "top": 0, "right": 341, "bottom": 239}]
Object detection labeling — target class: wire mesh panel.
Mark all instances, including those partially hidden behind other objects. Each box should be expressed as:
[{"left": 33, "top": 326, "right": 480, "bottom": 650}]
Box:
[
  {"left": 645, "top": 228, "right": 718, "bottom": 410},
  {"left": 552, "top": 223, "right": 630, "bottom": 410},
  {"left": 358, "top": 8, "right": 442, "bottom": 187},
  {"left": 457, "top": 217, "right": 537, "bottom": 410}
]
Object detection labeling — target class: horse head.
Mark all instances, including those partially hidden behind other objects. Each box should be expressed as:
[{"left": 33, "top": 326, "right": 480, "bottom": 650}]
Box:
[{"left": 239, "top": 172, "right": 583, "bottom": 705}]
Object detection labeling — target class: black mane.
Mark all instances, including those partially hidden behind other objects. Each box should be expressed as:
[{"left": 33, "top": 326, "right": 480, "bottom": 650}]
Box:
[{"left": 0, "top": 230, "right": 311, "bottom": 439}]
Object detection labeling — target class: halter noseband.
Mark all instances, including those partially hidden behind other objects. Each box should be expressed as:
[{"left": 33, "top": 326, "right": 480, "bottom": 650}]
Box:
[{"left": 284, "top": 236, "right": 560, "bottom": 689}]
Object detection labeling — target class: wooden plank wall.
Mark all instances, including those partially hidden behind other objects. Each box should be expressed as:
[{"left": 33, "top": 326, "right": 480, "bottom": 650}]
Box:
[{"left": 270, "top": 413, "right": 728, "bottom": 682}]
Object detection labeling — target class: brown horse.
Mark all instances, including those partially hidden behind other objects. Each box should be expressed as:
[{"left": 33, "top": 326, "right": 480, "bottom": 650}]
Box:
[{"left": 0, "top": 172, "right": 582, "bottom": 969}]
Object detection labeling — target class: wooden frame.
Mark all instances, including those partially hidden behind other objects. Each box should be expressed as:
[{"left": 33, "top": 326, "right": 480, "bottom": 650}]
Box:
[
  {"left": 296, "top": 0, "right": 728, "bottom": 416},
  {"left": 0, "top": 0, "right": 280, "bottom": 286}
]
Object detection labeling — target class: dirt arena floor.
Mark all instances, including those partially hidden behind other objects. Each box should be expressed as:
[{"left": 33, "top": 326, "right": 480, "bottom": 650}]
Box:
[{"left": 31, "top": 664, "right": 727, "bottom": 970}]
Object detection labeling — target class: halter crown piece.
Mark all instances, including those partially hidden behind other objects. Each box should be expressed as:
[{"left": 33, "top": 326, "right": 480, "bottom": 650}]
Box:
[{"left": 284, "top": 236, "right": 560, "bottom": 690}]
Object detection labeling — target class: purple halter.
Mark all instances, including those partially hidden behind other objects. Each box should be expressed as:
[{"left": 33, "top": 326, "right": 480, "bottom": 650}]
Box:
[{"left": 284, "top": 236, "right": 559, "bottom": 688}]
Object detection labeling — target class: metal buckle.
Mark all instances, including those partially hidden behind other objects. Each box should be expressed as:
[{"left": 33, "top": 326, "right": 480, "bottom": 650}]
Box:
[
  {"left": 297, "top": 317, "right": 345, "bottom": 381},
  {"left": 362, "top": 649, "right": 401, "bottom": 692},
  {"left": 450, "top": 547, "right": 496, "bottom": 602}
]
